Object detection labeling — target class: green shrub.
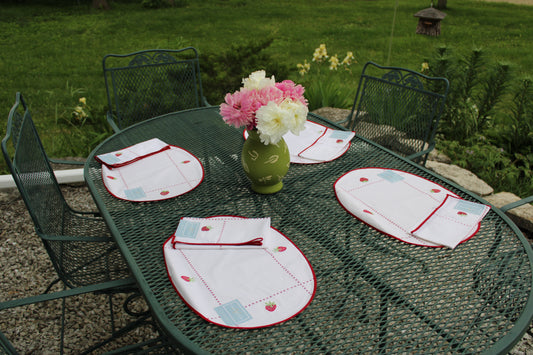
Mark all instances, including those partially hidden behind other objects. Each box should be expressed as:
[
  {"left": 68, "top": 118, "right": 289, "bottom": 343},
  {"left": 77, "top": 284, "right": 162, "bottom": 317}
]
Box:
[{"left": 200, "top": 37, "right": 290, "bottom": 105}]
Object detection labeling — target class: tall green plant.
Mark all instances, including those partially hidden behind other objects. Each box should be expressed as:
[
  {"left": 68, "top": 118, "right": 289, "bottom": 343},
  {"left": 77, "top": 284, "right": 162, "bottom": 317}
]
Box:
[
  {"left": 424, "top": 46, "right": 513, "bottom": 142},
  {"left": 476, "top": 62, "right": 511, "bottom": 130},
  {"left": 295, "top": 44, "right": 357, "bottom": 111}
]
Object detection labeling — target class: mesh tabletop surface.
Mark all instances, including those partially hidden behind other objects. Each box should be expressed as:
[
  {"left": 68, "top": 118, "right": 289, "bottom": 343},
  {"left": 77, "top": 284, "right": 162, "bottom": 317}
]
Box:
[{"left": 85, "top": 107, "right": 533, "bottom": 354}]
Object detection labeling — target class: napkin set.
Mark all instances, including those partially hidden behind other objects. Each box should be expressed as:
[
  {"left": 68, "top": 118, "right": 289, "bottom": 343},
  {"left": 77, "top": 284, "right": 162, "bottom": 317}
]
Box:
[
  {"left": 163, "top": 216, "right": 316, "bottom": 329},
  {"left": 245, "top": 121, "right": 355, "bottom": 164},
  {"left": 96, "top": 138, "right": 204, "bottom": 202},
  {"left": 334, "top": 168, "right": 491, "bottom": 249}
]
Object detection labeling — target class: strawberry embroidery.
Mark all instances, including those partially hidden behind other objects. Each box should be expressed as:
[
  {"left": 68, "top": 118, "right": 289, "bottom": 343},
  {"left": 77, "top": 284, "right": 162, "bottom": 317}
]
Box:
[
  {"left": 336, "top": 139, "right": 344, "bottom": 144},
  {"left": 363, "top": 209, "right": 373, "bottom": 215},
  {"left": 115, "top": 152, "right": 122, "bottom": 157},
  {"left": 201, "top": 226, "right": 212, "bottom": 231},
  {"left": 360, "top": 177, "right": 369, "bottom": 182},
  {"left": 181, "top": 276, "right": 194, "bottom": 282},
  {"left": 107, "top": 175, "right": 116, "bottom": 180},
  {"left": 273, "top": 246, "right": 287, "bottom": 252},
  {"left": 457, "top": 211, "right": 468, "bottom": 216},
  {"left": 182, "top": 160, "right": 191, "bottom": 164},
  {"left": 160, "top": 190, "right": 170, "bottom": 196},
  {"left": 430, "top": 189, "right": 441, "bottom": 193},
  {"left": 265, "top": 301, "right": 277, "bottom": 312}
]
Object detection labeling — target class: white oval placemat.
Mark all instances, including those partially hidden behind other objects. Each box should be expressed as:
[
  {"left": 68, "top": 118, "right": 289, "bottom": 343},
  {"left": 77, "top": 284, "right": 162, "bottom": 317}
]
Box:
[
  {"left": 334, "top": 168, "right": 490, "bottom": 248},
  {"left": 101, "top": 143, "right": 203, "bottom": 202},
  {"left": 163, "top": 216, "right": 316, "bottom": 328}
]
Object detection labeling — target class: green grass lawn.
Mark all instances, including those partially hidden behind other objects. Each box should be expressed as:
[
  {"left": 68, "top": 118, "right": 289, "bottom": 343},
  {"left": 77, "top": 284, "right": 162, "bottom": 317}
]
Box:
[{"left": 1, "top": 0, "right": 532, "bottom": 184}]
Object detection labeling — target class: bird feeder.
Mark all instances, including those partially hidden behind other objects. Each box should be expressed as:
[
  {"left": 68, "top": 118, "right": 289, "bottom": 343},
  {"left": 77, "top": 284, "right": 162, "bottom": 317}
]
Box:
[{"left": 414, "top": 6, "right": 447, "bottom": 36}]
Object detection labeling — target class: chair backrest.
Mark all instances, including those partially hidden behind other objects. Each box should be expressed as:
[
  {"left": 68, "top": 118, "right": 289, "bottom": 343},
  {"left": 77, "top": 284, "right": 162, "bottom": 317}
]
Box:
[
  {"left": 103, "top": 47, "right": 205, "bottom": 131},
  {"left": 2, "top": 93, "right": 69, "bottom": 237},
  {"left": 347, "top": 61, "right": 449, "bottom": 164}
]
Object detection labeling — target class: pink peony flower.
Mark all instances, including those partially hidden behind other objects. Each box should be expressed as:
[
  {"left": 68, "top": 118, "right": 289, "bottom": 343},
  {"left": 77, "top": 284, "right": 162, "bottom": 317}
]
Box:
[
  {"left": 220, "top": 89, "right": 257, "bottom": 129},
  {"left": 275, "top": 80, "right": 308, "bottom": 106}
]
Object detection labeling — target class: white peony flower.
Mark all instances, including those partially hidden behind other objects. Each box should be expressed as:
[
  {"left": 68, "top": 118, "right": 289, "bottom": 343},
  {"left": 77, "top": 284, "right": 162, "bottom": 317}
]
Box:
[
  {"left": 279, "top": 99, "right": 308, "bottom": 135},
  {"left": 255, "top": 101, "right": 291, "bottom": 144},
  {"left": 242, "top": 70, "right": 276, "bottom": 91}
]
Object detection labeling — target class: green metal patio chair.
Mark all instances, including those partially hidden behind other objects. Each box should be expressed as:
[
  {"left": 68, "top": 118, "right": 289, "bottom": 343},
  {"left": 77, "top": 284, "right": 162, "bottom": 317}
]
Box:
[
  {"left": 0, "top": 330, "right": 17, "bottom": 355},
  {"left": 341, "top": 61, "right": 449, "bottom": 165},
  {"left": 103, "top": 47, "right": 209, "bottom": 132},
  {"left": 1, "top": 92, "right": 152, "bottom": 353}
]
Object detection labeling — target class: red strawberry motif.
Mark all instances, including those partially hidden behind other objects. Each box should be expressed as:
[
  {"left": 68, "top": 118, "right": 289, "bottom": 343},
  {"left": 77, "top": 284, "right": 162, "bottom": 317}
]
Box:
[
  {"left": 181, "top": 276, "right": 194, "bottom": 282},
  {"left": 360, "top": 177, "right": 369, "bottom": 183},
  {"left": 115, "top": 152, "right": 122, "bottom": 157},
  {"left": 160, "top": 190, "right": 170, "bottom": 196},
  {"left": 457, "top": 211, "right": 468, "bottom": 216},
  {"left": 336, "top": 139, "right": 344, "bottom": 144},
  {"left": 182, "top": 160, "right": 191, "bottom": 164},
  {"left": 107, "top": 175, "right": 116, "bottom": 180},
  {"left": 363, "top": 209, "right": 373, "bottom": 215},
  {"left": 431, "top": 189, "right": 441, "bottom": 193},
  {"left": 201, "top": 226, "right": 212, "bottom": 231},
  {"left": 274, "top": 246, "right": 287, "bottom": 252},
  {"left": 265, "top": 301, "right": 277, "bottom": 312}
]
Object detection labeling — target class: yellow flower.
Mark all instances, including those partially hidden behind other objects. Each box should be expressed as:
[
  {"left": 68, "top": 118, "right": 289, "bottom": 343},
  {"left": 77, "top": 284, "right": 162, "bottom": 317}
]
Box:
[
  {"left": 79, "top": 97, "right": 87, "bottom": 105},
  {"left": 329, "top": 55, "right": 339, "bottom": 70},
  {"left": 341, "top": 51, "right": 356, "bottom": 66},
  {"left": 296, "top": 60, "right": 311, "bottom": 76},
  {"left": 421, "top": 62, "right": 430, "bottom": 72},
  {"left": 312, "top": 44, "right": 328, "bottom": 62}
]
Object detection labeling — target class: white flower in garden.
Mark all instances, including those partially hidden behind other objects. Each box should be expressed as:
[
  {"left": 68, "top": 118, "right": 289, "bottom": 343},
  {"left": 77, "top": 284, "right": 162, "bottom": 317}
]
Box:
[
  {"left": 255, "top": 101, "right": 291, "bottom": 145},
  {"left": 242, "top": 70, "right": 276, "bottom": 91}
]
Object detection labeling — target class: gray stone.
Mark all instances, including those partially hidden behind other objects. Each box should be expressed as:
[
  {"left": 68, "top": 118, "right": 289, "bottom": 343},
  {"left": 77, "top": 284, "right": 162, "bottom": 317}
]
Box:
[
  {"left": 425, "top": 160, "right": 494, "bottom": 196},
  {"left": 485, "top": 192, "right": 533, "bottom": 233},
  {"left": 311, "top": 107, "right": 351, "bottom": 124}
]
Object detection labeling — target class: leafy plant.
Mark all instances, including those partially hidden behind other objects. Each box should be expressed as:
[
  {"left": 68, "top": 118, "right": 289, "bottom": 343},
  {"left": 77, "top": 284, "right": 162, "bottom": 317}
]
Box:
[
  {"left": 200, "top": 37, "right": 290, "bottom": 105},
  {"left": 424, "top": 46, "right": 513, "bottom": 142},
  {"left": 294, "top": 44, "right": 357, "bottom": 111}
]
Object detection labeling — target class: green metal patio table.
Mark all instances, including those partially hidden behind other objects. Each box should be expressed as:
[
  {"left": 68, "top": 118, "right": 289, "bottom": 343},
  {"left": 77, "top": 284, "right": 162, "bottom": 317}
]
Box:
[{"left": 84, "top": 106, "right": 533, "bottom": 354}]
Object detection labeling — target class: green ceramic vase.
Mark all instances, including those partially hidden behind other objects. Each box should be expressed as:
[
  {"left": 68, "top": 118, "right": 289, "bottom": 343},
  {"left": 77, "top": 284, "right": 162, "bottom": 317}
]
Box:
[{"left": 241, "top": 130, "right": 290, "bottom": 194}]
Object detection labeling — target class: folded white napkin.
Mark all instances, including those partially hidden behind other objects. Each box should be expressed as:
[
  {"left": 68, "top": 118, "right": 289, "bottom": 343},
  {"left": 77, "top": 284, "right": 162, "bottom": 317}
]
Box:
[
  {"left": 284, "top": 121, "right": 354, "bottom": 163},
  {"left": 298, "top": 129, "right": 355, "bottom": 161},
  {"left": 411, "top": 195, "right": 490, "bottom": 249},
  {"left": 171, "top": 217, "right": 271, "bottom": 249},
  {"left": 96, "top": 138, "right": 169, "bottom": 168},
  {"left": 163, "top": 216, "right": 316, "bottom": 328}
]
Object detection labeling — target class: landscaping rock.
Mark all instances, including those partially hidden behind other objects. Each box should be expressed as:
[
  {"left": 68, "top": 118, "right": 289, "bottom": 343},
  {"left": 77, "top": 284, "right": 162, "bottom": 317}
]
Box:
[
  {"left": 311, "top": 107, "right": 351, "bottom": 124},
  {"left": 425, "top": 160, "right": 494, "bottom": 196},
  {"left": 485, "top": 192, "right": 533, "bottom": 234}
]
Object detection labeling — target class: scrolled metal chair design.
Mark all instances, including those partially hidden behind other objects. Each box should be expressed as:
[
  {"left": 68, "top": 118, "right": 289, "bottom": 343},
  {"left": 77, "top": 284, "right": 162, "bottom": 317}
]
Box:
[
  {"left": 342, "top": 61, "right": 449, "bottom": 165},
  {"left": 1, "top": 93, "right": 166, "bottom": 353},
  {"left": 103, "top": 47, "right": 209, "bottom": 132}
]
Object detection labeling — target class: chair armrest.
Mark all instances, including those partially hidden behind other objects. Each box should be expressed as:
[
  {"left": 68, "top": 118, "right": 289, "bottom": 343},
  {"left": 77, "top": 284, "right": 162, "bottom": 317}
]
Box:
[
  {"left": 107, "top": 111, "right": 121, "bottom": 133},
  {"left": 202, "top": 96, "right": 212, "bottom": 107},
  {"left": 406, "top": 142, "right": 435, "bottom": 165},
  {"left": 48, "top": 158, "right": 85, "bottom": 166},
  {"left": 500, "top": 195, "right": 533, "bottom": 213}
]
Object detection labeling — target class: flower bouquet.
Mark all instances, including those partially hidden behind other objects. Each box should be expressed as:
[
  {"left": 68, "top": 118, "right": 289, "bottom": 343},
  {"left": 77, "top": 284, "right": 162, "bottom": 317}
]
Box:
[
  {"left": 219, "top": 71, "right": 309, "bottom": 194},
  {"left": 219, "top": 70, "right": 309, "bottom": 145}
]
